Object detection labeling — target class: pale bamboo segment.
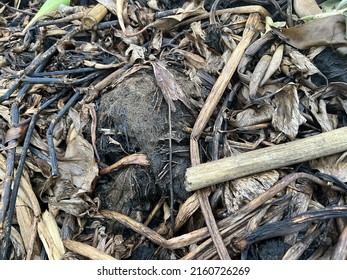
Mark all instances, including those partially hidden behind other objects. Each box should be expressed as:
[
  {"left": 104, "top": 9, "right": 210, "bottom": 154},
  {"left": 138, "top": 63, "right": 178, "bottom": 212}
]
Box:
[
  {"left": 185, "top": 127, "right": 347, "bottom": 191},
  {"left": 81, "top": 3, "right": 108, "bottom": 30}
]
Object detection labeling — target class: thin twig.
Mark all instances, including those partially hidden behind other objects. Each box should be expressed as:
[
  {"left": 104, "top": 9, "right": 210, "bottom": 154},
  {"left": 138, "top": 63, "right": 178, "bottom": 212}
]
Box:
[
  {"left": 46, "top": 91, "right": 82, "bottom": 177},
  {"left": 0, "top": 93, "right": 63, "bottom": 260}
]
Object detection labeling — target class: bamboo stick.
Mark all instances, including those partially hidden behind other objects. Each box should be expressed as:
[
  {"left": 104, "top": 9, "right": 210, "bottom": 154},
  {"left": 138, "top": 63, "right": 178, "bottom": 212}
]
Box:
[
  {"left": 185, "top": 127, "right": 347, "bottom": 191},
  {"left": 81, "top": 3, "right": 108, "bottom": 30}
]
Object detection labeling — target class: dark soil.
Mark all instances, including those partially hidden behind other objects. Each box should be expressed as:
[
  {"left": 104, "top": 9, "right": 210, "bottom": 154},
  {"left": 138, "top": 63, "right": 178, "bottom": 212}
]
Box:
[{"left": 94, "top": 69, "right": 201, "bottom": 225}]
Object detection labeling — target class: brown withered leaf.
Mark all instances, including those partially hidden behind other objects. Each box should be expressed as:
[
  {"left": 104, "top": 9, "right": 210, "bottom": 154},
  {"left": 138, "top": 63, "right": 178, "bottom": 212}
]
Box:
[
  {"left": 173, "top": 49, "right": 206, "bottom": 69},
  {"left": 309, "top": 99, "right": 338, "bottom": 132},
  {"left": 285, "top": 45, "right": 320, "bottom": 77},
  {"left": 151, "top": 59, "right": 194, "bottom": 112},
  {"left": 227, "top": 170, "right": 279, "bottom": 212},
  {"left": 272, "top": 15, "right": 347, "bottom": 50},
  {"left": 228, "top": 103, "right": 274, "bottom": 127},
  {"left": 124, "top": 44, "right": 145, "bottom": 63},
  {"left": 1, "top": 119, "right": 30, "bottom": 150},
  {"left": 49, "top": 196, "right": 91, "bottom": 216},
  {"left": 271, "top": 83, "right": 306, "bottom": 140},
  {"left": 150, "top": 0, "right": 206, "bottom": 31},
  {"left": 57, "top": 126, "right": 99, "bottom": 194},
  {"left": 0, "top": 104, "right": 11, "bottom": 123},
  {"left": 310, "top": 153, "right": 347, "bottom": 182}
]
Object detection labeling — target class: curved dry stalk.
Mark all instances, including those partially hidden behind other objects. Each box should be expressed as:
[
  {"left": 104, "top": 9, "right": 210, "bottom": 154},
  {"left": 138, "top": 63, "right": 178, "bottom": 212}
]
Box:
[
  {"left": 63, "top": 239, "right": 116, "bottom": 260},
  {"left": 188, "top": 13, "right": 262, "bottom": 260}
]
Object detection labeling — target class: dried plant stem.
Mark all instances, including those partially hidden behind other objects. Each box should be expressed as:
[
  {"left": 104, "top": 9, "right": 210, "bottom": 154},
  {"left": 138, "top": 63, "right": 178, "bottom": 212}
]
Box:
[
  {"left": 186, "top": 126, "right": 347, "bottom": 191},
  {"left": 331, "top": 224, "right": 347, "bottom": 260},
  {"left": 47, "top": 92, "right": 81, "bottom": 177},
  {"left": 99, "top": 153, "right": 150, "bottom": 174},
  {"left": 100, "top": 173, "right": 329, "bottom": 258},
  {"left": 183, "top": 173, "right": 329, "bottom": 259},
  {"left": 63, "top": 240, "right": 116, "bottom": 260},
  {"left": 100, "top": 209, "right": 210, "bottom": 250},
  {"left": 0, "top": 103, "right": 19, "bottom": 259},
  {"left": 282, "top": 224, "right": 325, "bottom": 260},
  {"left": 0, "top": 94, "right": 62, "bottom": 260},
  {"left": 175, "top": 5, "right": 269, "bottom": 30},
  {"left": 189, "top": 13, "right": 261, "bottom": 260}
]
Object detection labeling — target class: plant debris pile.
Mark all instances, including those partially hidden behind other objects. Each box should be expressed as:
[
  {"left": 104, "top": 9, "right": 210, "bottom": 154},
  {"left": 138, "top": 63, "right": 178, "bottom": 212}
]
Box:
[{"left": 1, "top": 0, "right": 347, "bottom": 260}]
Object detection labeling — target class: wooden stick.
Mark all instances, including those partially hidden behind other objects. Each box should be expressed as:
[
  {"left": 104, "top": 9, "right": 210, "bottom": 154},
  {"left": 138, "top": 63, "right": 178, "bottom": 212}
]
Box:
[{"left": 185, "top": 127, "right": 347, "bottom": 191}]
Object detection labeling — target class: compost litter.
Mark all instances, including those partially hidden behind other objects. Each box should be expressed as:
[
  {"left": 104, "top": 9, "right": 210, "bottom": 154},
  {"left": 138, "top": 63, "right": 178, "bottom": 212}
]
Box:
[{"left": 1, "top": 0, "right": 347, "bottom": 260}]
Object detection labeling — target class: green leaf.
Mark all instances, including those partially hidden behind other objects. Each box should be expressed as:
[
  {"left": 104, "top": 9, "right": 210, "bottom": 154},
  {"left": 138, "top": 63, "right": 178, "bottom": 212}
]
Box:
[
  {"left": 321, "top": 0, "right": 347, "bottom": 11},
  {"left": 321, "top": 0, "right": 340, "bottom": 12},
  {"left": 337, "top": 0, "right": 347, "bottom": 9},
  {"left": 23, "top": 0, "right": 71, "bottom": 32}
]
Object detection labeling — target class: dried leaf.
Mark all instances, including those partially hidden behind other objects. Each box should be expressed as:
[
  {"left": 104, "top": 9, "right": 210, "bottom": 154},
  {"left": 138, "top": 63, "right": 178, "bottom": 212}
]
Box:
[
  {"left": 310, "top": 153, "right": 347, "bottom": 182},
  {"left": 271, "top": 84, "right": 306, "bottom": 139},
  {"left": 124, "top": 44, "right": 146, "bottom": 63},
  {"left": 174, "top": 49, "right": 206, "bottom": 69},
  {"left": 260, "top": 44, "right": 284, "bottom": 86},
  {"left": 49, "top": 196, "right": 90, "bottom": 216},
  {"left": 249, "top": 54, "right": 272, "bottom": 98},
  {"left": 309, "top": 99, "right": 338, "bottom": 132},
  {"left": 285, "top": 45, "right": 320, "bottom": 77},
  {"left": 228, "top": 170, "right": 279, "bottom": 212},
  {"left": 151, "top": 59, "right": 194, "bottom": 112},
  {"left": 151, "top": 1, "right": 206, "bottom": 31},
  {"left": 9, "top": 227, "right": 26, "bottom": 259},
  {"left": 16, "top": 197, "right": 41, "bottom": 256},
  {"left": 272, "top": 15, "right": 347, "bottom": 49},
  {"left": 37, "top": 211, "right": 65, "bottom": 260},
  {"left": 0, "top": 104, "right": 10, "bottom": 123},
  {"left": 1, "top": 119, "right": 29, "bottom": 150},
  {"left": 57, "top": 123, "right": 99, "bottom": 194},
  {"left": 58, "top": 136, "right": 98, "bottom": 194},
  {"left": 228, "top": 104, "right": 274, "bottom": 127},
  {"left": 293, "top": 0, "right": 321, "bottom": 17}
]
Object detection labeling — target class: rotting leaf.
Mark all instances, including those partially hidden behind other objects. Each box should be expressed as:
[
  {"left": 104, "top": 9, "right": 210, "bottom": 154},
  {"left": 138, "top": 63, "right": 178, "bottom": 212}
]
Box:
[
  {"left": 124, "top": 44, "right": 146, "bottom": 63},
  {"left": 309, "top": 99, "right": 338, "bottom": 132},
  {"left": 285, "top": 45, "right": 320, "bottom": 77},
  {"left": 1, "top": 119, "right": 30, "bottom": 150},
  {"left": 310, "top": 152, "right": 347, "bottom": 182},
  {"left": 271, "top": 84, "right": 306, "bottom": 140},
  {"left": 57, "top": 126, "right": 99, "bottom": 194},
  {"left": 228, "top": 103, "right": 274, "bottom": 128},
  {"left": 272, "top": 15, "right": 347, "bottom": 49},
  {"left": 228, "top": 170, "right": 279, "bottom": 212},
  {"left": 151, "top": 59, "right": 194, "bottom": 112},
  {"left": 151, "top": 0, "right": 206, "bottom": 32}
]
